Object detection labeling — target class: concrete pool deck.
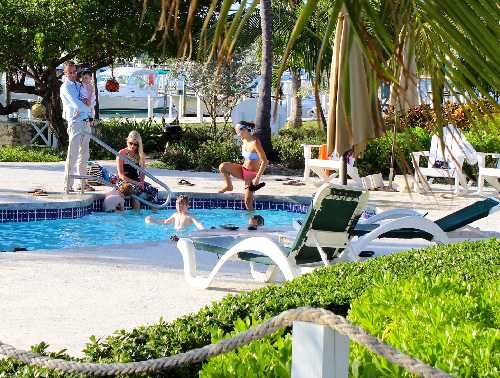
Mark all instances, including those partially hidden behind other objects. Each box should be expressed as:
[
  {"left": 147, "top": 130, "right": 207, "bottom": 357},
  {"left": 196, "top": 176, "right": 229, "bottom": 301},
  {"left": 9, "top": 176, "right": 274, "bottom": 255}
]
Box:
[{"left": 1, "top": 161, "right": 500, "bottom": 358}]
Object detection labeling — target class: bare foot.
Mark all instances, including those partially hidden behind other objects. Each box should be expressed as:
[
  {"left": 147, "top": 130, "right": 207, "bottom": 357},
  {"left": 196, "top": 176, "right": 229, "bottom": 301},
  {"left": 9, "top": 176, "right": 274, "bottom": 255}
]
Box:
[{"left": 218, "top": 186, "right": 233, "bottom": 193}]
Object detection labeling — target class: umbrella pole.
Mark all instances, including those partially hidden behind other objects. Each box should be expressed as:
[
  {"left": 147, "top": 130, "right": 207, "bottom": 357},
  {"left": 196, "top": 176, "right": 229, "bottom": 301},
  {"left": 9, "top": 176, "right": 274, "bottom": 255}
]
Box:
[
  {"left": 341, "top": 151, "right": 348, "bottom": 185},
  {"left": 388, "top": 111, "right": 398, "bottom": 189}
]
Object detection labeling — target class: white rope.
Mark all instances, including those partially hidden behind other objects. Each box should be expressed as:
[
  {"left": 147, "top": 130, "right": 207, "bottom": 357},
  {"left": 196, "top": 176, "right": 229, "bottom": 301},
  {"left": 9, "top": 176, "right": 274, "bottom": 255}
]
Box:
[{"left": 0, "top": 307, "right": 457, "bottom": 377}]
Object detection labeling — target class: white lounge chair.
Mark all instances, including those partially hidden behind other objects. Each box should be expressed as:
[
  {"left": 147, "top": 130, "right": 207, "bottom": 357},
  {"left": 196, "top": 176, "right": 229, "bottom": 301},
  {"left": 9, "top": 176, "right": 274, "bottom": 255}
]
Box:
[
  {"left": 411, "top": 124, "right": 477, "bottom": 195},
  {"left": 352, "top": 197, "right": 500, "bottom": 254},
  {"left": 176, "top": 184, "right": 369, "bottom": 289},
  {"left": 476, "top": 152, "right": 500, "bottom": 195},
  {"left": 301, "top": 144, "right": 363, "bottom": 186}
]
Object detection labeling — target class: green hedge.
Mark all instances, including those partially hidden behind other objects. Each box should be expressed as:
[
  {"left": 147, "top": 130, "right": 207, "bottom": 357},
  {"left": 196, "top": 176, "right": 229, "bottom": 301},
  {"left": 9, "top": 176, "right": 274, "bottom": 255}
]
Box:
[
  {"left": 3, "top": 239, "right": 500, "bottom": 377},
  {"left": 349, "top": 274, "right": 500, "bottom": 377},
  {"left": 0, "top": 145, "right": 65, "bottom": 162}
]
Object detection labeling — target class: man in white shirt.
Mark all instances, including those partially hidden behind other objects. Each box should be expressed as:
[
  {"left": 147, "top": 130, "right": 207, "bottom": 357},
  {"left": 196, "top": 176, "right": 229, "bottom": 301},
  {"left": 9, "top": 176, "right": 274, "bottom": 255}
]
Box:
[{"left": 60, "top": 61, "right": 94, "bottom": 191}]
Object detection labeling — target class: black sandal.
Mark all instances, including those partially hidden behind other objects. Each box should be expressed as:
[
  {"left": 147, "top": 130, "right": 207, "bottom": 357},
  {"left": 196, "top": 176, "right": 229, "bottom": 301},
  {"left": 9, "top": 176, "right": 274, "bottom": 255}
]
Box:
[{"left": 246, "top": 182, "right": 266, "bottom": 192}]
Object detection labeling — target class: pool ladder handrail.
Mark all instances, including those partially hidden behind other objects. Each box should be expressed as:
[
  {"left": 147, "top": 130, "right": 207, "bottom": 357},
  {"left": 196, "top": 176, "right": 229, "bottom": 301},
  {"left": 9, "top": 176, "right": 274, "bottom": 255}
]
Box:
[{"left": 64, "top": 131, "right": 171, "bottom": 210}]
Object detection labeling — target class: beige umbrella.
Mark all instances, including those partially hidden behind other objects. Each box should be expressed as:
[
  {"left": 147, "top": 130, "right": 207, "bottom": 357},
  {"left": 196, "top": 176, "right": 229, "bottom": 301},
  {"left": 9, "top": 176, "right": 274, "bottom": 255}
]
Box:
[
  {"left": 388, "top": 30, "right": 419, "bottom": 186},
  {"left": 327, "top": 10, "right": 384, "bottom": 184}
]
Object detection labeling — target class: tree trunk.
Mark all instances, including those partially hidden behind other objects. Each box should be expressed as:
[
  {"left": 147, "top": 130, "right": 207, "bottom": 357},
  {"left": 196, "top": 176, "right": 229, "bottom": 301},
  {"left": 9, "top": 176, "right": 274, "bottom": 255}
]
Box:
[
  {"left": 253, "top": 0, "right": 275, "bottom": 159},
  {"left": 45, "top": 89, "right": 68, "bottom": 149},
  {"left": 289, "top": 71, "right": 302, "bottom": 128}
]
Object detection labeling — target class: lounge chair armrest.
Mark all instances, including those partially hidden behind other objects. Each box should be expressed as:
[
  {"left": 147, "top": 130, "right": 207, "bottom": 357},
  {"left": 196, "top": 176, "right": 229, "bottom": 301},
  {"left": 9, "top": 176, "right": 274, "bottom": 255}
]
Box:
[
  {"left": 411, "top": 151, "right": 429, "bottom": 168},
  {"left": 361, "top": 208, "right": 426, "bottom": 224},
  {"left": 301, "top": 144, "right": 323, "bottom": 148},
  {"left": 302, "top": 144, "right": 323, "bottom": 159},
  {"left": 476, "top": 152, "right": 500, "bottom": 168}
]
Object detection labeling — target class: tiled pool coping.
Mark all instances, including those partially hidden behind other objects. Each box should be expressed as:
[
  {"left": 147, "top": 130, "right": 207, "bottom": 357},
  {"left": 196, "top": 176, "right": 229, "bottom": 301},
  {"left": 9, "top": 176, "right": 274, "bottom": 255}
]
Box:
[{"left": 0, "top": 192, "right": 311, "bottom": 223}]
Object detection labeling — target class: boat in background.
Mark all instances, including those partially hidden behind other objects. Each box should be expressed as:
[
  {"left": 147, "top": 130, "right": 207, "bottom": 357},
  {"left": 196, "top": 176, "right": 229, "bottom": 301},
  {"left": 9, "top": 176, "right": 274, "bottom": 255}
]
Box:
[{"left": 96, "top": 67, "right": 168, "bottom": 112}]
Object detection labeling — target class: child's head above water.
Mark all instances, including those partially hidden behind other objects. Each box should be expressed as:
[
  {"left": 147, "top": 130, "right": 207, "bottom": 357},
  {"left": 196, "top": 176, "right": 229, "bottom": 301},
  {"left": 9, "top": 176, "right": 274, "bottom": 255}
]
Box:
[
  {"left": 118, "top": 183, "right": 134, "bottom": 198},
  {"left": 176, "top": 195, "right": 190, "bottom": 210},
  {"left": 249, "top": 214, "right": 264, "bottom": 227}
]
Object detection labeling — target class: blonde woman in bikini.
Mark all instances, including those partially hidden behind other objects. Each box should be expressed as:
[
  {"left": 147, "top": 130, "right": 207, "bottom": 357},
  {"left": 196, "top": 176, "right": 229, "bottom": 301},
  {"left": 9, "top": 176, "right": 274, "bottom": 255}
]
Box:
[
  {"left": 116, "top": 131, "right": 158, "bottom": 214},
  {"left": 218, "top": 121, "right": 268, "bottom": 211}
]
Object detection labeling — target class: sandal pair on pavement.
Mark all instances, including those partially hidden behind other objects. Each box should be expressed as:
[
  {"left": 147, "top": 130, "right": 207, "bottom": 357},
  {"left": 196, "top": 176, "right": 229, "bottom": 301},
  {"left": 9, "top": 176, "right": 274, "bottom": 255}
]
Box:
[
  {"left": 76, "top": 184, "right": 95, "bottom": 191},
  {"left": 28, "top": 188, "right": 48, "bottom": 196},
  {"left": 178, "top": 179, "right": 195, "bottom": 186},
  {"left": 282, "top": 180, "right": 305, "bottom": 186}
]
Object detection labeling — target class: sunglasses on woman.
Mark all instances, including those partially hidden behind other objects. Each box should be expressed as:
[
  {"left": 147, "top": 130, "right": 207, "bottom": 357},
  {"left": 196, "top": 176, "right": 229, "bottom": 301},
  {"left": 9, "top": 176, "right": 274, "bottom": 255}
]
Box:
[{"left": 128, "top": 141, "right": 139, "bottom": 147}]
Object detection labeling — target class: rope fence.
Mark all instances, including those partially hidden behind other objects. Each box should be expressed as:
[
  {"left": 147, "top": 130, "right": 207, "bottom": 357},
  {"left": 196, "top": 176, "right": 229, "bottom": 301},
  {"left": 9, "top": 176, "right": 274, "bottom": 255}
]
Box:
[{"left": 0, "top": 307, "right": 456, "bottom": 377}]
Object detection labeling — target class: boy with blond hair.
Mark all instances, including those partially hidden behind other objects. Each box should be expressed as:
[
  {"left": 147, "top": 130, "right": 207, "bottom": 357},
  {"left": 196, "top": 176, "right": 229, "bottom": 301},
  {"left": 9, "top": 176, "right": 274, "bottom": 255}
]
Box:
[
  {"left": 103, "top": 183, "right": 134, "bottom": 214},
  {"left": 145, "top": 195, "right": 205, "bottom": 230}
]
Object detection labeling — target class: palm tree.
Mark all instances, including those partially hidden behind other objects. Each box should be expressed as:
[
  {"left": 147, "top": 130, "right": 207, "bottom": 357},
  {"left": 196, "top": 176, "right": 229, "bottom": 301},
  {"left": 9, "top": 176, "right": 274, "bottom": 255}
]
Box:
[
  {"left": 154, "top": 0, "right": 500, "bottom": 138},
  {"left": 253, "top": 0, "right": 274, "bottom": 157},
  {"left": 271, "top": 4, "right": 332, "bottom": 129}
]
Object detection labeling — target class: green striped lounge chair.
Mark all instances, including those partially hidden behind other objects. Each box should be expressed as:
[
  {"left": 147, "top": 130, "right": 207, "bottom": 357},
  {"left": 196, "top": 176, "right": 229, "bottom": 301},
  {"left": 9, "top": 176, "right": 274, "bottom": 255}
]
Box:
[
  {"left": 352, "top": 196, "right": 500, "bottom": 255},
  {"left": 176, "top": 184, "right": 369, "bottom": 289}
]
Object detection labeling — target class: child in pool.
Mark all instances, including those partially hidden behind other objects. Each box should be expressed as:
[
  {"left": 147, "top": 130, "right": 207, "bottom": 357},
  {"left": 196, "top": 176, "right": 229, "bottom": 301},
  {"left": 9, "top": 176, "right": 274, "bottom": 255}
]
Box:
[
  {"left": 145, "top": 195, "right": 205, "bottom": 230},
  {"left": 248, "top": 214, "right": 264, "bottom": 230},
  {"left": 103, "top": 183, "right": 134, "bottom": 214}
]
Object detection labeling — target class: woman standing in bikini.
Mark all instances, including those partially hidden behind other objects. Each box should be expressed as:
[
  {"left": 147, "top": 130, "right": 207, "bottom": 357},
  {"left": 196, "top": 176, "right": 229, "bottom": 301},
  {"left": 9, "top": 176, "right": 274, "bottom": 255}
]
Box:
[
  {"left": 116, "top": 130, "right": 158, "bottom": 214},
  {"left": 218, "top": 121, "right": 268, "bottom": 211}
]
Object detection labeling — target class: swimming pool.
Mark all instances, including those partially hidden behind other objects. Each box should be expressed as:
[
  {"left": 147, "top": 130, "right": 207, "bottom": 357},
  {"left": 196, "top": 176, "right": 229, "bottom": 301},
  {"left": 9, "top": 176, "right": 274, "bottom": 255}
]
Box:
[{"left": 0, "top": 208, "right": 305, "bottom": 251}]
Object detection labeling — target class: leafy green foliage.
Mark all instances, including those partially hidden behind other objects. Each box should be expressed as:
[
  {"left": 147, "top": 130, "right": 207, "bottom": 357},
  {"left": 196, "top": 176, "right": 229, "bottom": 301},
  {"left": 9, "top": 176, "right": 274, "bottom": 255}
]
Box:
[
  {"left": 151, "top": 123, "right": 240, "bottom": 172},
  {"left": 348, "top": 274, "right": 500, "bottom": 377},
  {"left": 0, "top": 145, "right": 65, "bottom": 162},
  {"left": 157, "top": 146, "right": 195, "bottom": 171},
  {"left": 199, "top": 317, "right": 292, "bottom": 378},
  {"left": 169, "top": 51, "right": 260, "bottom": 130},
  {"left": 90, "top": 118, "right": 165, "bottom": 159},
  {"left": 272, "top": 124, "right": 324, "bottom": 169},
  {"left": 0, "top": 342, "right": 78, "bottom": 377},
  {"left": 196, "top": 139, "right": 241, "bottom": 172}
]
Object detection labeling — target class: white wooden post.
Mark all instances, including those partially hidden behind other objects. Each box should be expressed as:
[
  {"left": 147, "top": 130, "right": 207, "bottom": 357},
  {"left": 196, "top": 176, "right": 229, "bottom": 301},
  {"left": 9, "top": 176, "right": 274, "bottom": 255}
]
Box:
[
  {"left": 148, "top": 94, "right": 153, "bottom": 119},
  {"left": 286, "top": 94, "right": 292, "bottom": 116},
  {"left": 196, "top": 96, "right": 203, "bottom": 123},
  {"left": 168, "top": 95, "right": 173, "bottom": 118},
  {"left": 321, "top": 93, "right": 328, "bottom": 114},
  {"left": 291, "top": 321, "right": 349, "bottom": 378}
]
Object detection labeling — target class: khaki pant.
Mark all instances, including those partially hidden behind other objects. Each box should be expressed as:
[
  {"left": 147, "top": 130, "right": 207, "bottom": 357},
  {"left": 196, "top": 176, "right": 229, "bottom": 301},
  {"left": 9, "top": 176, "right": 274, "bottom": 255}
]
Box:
[{"left": 64, "top": 120, "right": 91, "bottom": 188}]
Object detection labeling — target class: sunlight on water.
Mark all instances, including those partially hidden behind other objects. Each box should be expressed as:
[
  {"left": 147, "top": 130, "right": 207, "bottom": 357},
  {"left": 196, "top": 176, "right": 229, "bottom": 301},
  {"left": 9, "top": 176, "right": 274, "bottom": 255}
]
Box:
[{"left": 0, "top": 208, "right": 301, "bottom": 251}]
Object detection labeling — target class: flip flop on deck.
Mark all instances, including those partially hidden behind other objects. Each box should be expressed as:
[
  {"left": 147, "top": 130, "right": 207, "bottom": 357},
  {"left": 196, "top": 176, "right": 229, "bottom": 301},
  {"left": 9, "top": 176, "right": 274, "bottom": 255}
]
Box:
[
  {"left": 246, "top": 182, "right": 266, "bottom": 192},
  {"left": 282, "top": 180, "right": 305, "bottom": 186},
  {"left": 178, "top": 179, "right": 195, "bottom": 186}
]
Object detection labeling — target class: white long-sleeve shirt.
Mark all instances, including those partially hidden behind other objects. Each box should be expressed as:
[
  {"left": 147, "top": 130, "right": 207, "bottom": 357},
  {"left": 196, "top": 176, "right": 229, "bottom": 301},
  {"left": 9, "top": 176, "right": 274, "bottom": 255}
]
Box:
[{"left": 60, "top": 79, "right": 91, "bottom": 122}]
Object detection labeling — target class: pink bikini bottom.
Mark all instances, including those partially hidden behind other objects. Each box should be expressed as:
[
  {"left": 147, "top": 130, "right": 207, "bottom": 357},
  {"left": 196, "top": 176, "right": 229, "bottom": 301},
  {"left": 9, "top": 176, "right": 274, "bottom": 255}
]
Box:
[{"left": 242, "top": 166, "right": 257, "bottom": 180}]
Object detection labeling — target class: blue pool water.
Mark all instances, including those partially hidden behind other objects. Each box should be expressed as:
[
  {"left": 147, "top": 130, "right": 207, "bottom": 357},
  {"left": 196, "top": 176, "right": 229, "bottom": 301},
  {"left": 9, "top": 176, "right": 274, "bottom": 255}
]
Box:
[{"left": 0, "top": 208, "right": 303, "bottom": 251}]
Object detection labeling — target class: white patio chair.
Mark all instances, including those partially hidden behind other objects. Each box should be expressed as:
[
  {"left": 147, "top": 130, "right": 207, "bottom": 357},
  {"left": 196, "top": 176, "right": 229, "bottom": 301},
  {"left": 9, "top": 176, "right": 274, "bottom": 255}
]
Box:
[
  {"left": 476, "top": 152, "right": 500, "bottom": 195},
  {"left": 411, "top": 124, "right": 477, "bottom": 195},
  {"left": 301, "top": 144, "right": 363, "bottom": 186}
]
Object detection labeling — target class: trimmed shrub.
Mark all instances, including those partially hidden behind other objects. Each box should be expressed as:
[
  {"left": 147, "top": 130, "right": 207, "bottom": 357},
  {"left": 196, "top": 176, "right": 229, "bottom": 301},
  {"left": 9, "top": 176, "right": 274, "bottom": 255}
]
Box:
[
  {"left": 90, "top": 118, "right": 165, "bottom": 159},
  {"left": 199, "top": 317, "right": 292, "bottom": 378},
  {"left": 0, "top": 145, "right": 65, "bottom": 162},
  {"left": 272, "top": 124, "right": 324, "bottom": 169},
  {"left": 348, "top": 274, "right": 500, "bottom": 377}
]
